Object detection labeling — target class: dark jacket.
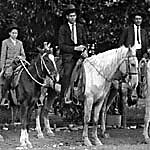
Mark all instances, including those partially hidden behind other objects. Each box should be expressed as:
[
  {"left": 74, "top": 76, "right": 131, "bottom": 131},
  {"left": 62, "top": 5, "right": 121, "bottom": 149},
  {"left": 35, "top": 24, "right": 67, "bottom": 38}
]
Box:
[
  {"left": 58, "top": 23, "right": 87, "bottom": 62},
  {"left": 119, "top": 25, "right": 148, "bottom": 58}
]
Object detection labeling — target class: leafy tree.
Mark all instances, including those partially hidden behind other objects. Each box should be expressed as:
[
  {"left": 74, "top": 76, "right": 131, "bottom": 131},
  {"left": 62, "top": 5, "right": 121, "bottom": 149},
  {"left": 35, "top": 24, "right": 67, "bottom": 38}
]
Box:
[{"left": 0, "top": 0, "right": 150, "bottom": 59}]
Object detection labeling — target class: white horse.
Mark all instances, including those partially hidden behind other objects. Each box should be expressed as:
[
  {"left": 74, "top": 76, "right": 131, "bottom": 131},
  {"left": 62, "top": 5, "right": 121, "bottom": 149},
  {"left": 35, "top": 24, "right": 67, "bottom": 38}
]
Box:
[
  {"left": 80, "top": 46, "right": 138, "bottom": 146},
  {"left": 143, "top": 59, "right": 150, "bottom": 144}
]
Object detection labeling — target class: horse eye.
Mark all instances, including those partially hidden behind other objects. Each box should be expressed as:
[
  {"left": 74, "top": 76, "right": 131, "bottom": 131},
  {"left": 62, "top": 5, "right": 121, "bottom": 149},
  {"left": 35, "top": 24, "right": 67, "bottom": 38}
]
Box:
[{"left": 131, "top": 63, "right": 136, "bottom": 67}]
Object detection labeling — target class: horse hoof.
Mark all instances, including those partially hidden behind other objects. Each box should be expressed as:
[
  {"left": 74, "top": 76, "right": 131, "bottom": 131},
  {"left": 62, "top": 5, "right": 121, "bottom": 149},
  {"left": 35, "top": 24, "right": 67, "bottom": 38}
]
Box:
[
  {"left": 27, "top": 143, "right": 33, "bottom": 149},
  {"left": 93, "top": 140, "right": 103, "bottom": 146},
  {"left": 47, "top": 132, "right": 55, "bottom": 137},
  {"left": 0, "top": 134, "right": 4, "bottom": 142},
  {"left": 91, "top": 137, "right": 103, "bottom": 146},
  {"left": 37, "top": 134, "right": 44, "bottom": 139},
  {"left": 16, "top": 145, "right": 28, "bottom": 150},
  {"left": 83, "top": 138, "right": 92, "bottom": 146},
  {"left": 102, "top": 133, "right": 110, "bottom": 138},
  {"left": 145, "top": 138, "right": 150, "bottom": 144}
]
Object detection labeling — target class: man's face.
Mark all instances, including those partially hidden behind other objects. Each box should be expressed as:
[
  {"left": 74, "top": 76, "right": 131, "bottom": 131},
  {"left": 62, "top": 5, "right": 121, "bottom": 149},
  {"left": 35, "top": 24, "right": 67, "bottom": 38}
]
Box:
[
  {"left": 134, "top": 15, "right": 142, "bottom": 26},
  {"left": 66, "top": 12, "right": 77, "bottom": 24},
  {"left": 9, "top": 29, "right": 18, "bottom": 40}
]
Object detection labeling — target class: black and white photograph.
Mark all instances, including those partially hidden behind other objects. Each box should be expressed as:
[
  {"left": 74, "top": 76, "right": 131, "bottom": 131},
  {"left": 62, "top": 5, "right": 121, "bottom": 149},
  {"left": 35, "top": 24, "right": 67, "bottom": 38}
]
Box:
[{"left": 0, "top": 0, "right": 150, "bottom": 149}]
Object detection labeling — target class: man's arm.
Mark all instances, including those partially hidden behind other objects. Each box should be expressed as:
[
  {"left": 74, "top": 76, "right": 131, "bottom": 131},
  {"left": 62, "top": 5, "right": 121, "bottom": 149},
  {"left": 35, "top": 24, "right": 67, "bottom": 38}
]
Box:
[
  {"left": 58, "top": 25, "right": 85, "bottom": 53},
  {"left": 0, "top": 40, "right": 7, "bottom": 69},
  {"left": 20, "top": 41, "right": 26, "bottom": 59},
  {"left": 58, "top": 25, "right": 75, "bottom": 54},
  {"left": 118, "top": 28, "right": 128, "bottom": 47}
]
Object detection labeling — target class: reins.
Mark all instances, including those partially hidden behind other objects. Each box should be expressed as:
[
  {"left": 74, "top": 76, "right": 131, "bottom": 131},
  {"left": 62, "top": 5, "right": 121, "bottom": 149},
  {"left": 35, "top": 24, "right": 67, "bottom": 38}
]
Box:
[
  {"left": 86, "top": 57, "right": 126, "bottom": 82},
  {"left": 86, "top": 53, "right": 138, "bottom": 85},
  {"left": 19, "top": 57, "right": 47, "bottom": 87}
]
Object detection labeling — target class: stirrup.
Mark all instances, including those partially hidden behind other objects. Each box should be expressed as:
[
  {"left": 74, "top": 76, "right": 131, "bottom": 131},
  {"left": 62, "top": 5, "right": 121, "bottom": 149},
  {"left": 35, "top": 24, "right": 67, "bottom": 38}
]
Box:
[
  {"left": 37, "top": 100, "right": 43, "bottom": 107},
  {"left": 72, "top": 99, "right": 80, "bottom": 106},
  {"left": 0, "top": 98, "right": 9, "bottom": 108},
  {"left": 64, "top": 98, "right": 72, "bottom": 104}
]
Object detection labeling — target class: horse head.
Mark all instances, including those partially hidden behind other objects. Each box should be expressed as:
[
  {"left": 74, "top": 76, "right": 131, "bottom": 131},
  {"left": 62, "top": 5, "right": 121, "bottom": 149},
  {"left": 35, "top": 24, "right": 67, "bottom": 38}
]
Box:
[
  {"left": 119, "top": 47, "right": 139, "bottom": 102},
  {"left": 39, "top": 52, "right": 59, "bottom": 82}
]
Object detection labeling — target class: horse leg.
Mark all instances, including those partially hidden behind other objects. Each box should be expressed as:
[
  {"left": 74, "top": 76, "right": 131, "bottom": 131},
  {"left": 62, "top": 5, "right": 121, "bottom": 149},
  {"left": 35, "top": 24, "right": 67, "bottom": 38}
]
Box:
[
  {"left": 35, "top": 107, "right": 44, "bottom": 139},
  {"left": 10, "top": 106, "right": 15, "bottom": 125},
  {"left": 42, "top": 88, "right": 55, "bottom": 137},
  {"left": 121, "top": 83, "right": 128, "bottom": 128},
  {"left": 10, "top": 105, "right": 19, "bottom": 125},
  {"left": 91, "top": 99, "right": 104, "bottom": 146},
  {"left": 143, "top": 115, "right": 150, "bottom": 143},
  {"left": 82, "top": 95, "right": 93, "bottom": 146},
  {"left": 101, "top": 97, "right": 108, "bottom": 138},
  {"left": 19, "top": 104, "right": 33, "bottom": 149},
  {"left": 43, "top": 108, "right": 55, "bottom": 137},
  {"left": 143, "top": 98, "right": 150, "bottom": 143}
]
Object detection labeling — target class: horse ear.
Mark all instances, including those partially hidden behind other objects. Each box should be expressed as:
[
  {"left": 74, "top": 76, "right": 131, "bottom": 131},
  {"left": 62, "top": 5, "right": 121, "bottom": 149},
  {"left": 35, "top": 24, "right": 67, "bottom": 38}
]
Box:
[
  {"left": 37, "top": 47, "right": 44, "bottom": 54},
  {"left": 127, "top": 45, "right": 132, "bottom": 55},
  {"left": 128, "top": 45, "right": 131, "bottom": 51}
]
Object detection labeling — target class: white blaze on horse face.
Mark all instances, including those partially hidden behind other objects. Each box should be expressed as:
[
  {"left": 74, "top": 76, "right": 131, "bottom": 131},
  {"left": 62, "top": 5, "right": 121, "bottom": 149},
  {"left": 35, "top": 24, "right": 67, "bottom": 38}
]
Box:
[
  {"left": 48, "top": 54, "right": 59, "bottom": 82},
  {"left": 129, "top": 56, "right": 139, "bottom": 89}
]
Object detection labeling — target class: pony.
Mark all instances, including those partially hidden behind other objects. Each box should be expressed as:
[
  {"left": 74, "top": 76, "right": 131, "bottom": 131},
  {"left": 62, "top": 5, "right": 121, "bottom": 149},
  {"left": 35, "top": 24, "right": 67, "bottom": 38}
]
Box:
[
  {"left": 3, "top": 52, "right": 59, "bottom": 149},
  {"left": 64, "top": 46, "right": 138, "bottom": 146}
]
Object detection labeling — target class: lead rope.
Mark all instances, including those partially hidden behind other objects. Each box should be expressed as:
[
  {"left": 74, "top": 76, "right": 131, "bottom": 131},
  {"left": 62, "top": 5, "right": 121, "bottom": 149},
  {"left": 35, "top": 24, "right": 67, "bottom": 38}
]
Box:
[{"left": 20, "top": 59, "right": 46, "bottom": 86}]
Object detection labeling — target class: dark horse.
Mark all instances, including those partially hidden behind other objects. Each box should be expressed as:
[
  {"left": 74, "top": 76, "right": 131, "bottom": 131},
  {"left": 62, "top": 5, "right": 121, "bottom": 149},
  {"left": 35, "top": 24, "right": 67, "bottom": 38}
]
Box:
[{"left": 3, "top": 52, "right": 59, "bottom": 148}]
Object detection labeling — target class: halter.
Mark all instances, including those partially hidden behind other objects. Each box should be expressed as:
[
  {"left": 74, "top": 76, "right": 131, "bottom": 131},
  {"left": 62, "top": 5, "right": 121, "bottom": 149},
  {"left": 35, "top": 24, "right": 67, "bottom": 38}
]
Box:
[
  {"left": 119, "top": 55, "right": 138, "bottom": 78},
  {"left": 118, "top": 54, "right": 138, "bottom": 90}
]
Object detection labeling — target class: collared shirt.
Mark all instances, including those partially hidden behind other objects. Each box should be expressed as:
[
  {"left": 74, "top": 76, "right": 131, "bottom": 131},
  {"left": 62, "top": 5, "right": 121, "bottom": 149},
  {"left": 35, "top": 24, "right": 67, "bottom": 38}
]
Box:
[
  {"left": 133, "top": 24, "right": 142, "bottom": 49},
  {"left": 10, "top": 37, "right": 17, "bottom": 46},
  {"left": 68, "top": 22, "right": 77, "bottom": 44}
]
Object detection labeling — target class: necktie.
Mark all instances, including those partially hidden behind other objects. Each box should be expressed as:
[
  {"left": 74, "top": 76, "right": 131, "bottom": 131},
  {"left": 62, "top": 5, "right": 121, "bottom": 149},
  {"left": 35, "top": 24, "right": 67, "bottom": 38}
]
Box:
[
  {"left": 137, "top": 26, "right": 140, "bottom": 44},
  {"left": 71, "top": 24, "right": 75, "bottom": 43}
]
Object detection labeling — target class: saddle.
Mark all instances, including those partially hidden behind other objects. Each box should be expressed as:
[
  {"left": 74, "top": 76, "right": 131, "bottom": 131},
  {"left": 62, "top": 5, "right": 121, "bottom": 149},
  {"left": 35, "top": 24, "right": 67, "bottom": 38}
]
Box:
[
  {"left": 11, "top": 65, "right": 24, "bottom": 88},
  {"left": 65, "top": 58, "right": 86, "bottom": 105},
  {"left": 9, "top": 65, "right": 24, "bottom": 105}
]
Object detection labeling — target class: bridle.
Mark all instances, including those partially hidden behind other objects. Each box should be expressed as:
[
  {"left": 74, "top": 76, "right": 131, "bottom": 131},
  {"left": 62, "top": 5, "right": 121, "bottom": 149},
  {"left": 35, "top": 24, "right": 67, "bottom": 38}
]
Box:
[
  {"left": 20, "top": 53, "right": 56, "bottom": 86},
  {"left": 118, "top": 54, "right": 138, "bottom": 90},
  {"left": 35, "top": 53, "right": 56, "bottom": 80}
]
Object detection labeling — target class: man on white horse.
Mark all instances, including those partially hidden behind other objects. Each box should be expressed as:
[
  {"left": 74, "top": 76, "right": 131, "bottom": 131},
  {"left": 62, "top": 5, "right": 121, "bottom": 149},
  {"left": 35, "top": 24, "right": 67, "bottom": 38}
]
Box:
[{"left": 58, "top": 4, "right": 88, "bottom": 105}]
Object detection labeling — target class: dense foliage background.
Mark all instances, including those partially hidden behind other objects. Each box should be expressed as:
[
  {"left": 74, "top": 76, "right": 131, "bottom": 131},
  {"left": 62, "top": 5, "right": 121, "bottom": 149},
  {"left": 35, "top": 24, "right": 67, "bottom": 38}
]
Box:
[{"left": 0, "top": 0, "right": 150, "bottom": 60}]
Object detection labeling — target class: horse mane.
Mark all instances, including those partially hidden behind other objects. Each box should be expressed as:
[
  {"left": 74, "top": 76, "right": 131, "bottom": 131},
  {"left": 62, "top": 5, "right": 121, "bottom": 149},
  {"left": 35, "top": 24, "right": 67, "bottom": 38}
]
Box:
[
  {"left": 30, "top": 53, "right": 41, "bottom": 65},
  {"left": 84, "top": 46, "right": 129, "bottom": 78}
]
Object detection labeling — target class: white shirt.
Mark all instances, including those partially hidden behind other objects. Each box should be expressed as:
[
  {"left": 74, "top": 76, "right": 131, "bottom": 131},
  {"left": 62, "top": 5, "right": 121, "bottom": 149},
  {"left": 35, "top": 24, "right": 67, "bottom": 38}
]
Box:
[
  {"left": 68, "top": 22, "right": 77, "bottom": 44},
  {"left": 10, "top": 37, "right": 17, "bottom": 46},
  {"left": 133, "top": 24, "right": 141, "bottom": 49}
]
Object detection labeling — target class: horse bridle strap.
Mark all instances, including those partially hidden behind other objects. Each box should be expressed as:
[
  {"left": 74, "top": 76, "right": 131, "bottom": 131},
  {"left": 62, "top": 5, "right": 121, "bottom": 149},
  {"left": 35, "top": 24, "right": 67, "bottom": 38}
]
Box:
[
  {"left": 126, "top": 55, "right": 138, "bottom": 76},
  {"left": 20, "top": 59, "right": 46, "bottom": 86}
]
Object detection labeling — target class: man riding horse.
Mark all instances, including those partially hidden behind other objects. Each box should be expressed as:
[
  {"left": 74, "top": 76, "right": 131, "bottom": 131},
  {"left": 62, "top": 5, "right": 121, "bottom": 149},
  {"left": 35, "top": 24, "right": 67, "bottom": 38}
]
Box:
[{"left": 58, "top": 4, "right": 88, "bottom": 105}]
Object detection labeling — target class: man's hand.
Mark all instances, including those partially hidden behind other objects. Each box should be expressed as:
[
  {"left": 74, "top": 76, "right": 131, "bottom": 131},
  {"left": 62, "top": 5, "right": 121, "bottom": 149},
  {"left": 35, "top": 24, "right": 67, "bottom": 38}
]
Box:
[
  {"left": 74, "top": 45, "right": 86, "bottom": 51},
  {"left": 17, "top": 56, "right": 24, "bottom": 60},
  {"left": 0, "top": 68, "right": 4, "bottom": 77},
  {"left": 81, "top": 50, "right": 88, "bottom": 58}
]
